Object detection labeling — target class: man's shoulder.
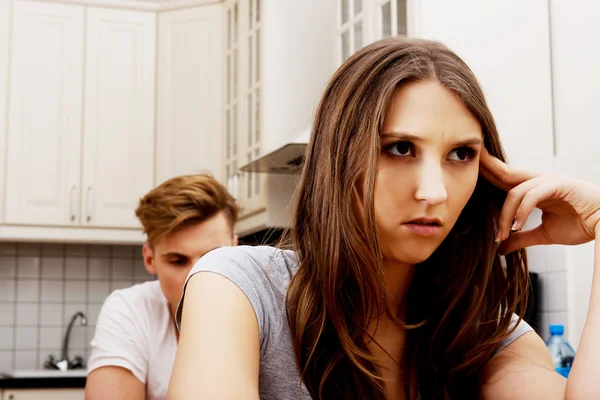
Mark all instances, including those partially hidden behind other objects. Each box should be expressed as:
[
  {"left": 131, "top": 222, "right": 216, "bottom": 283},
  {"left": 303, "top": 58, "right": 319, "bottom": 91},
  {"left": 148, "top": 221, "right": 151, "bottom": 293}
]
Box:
[{"left": 103, "top": 280, "right": 167, "bottom": 316}]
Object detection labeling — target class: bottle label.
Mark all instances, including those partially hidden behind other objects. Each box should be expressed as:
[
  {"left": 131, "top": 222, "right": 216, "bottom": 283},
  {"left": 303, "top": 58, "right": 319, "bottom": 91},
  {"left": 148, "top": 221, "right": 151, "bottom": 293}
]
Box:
[{"left": 556, "top": 367, "right": 570, "bottom": 378}]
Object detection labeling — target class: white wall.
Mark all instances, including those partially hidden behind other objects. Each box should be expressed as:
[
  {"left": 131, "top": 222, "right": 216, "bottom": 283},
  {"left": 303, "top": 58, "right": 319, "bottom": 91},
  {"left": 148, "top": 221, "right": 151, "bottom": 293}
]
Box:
[{"left": 549, "top": 0, "right": 600, "bottom": 348}]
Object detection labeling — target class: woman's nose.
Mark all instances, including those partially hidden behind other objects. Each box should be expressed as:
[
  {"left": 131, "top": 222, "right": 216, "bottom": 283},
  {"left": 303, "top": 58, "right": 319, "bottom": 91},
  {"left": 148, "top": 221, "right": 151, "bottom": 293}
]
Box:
[{"left": 414, "top": 161, "right": 448, "bottom": 205}]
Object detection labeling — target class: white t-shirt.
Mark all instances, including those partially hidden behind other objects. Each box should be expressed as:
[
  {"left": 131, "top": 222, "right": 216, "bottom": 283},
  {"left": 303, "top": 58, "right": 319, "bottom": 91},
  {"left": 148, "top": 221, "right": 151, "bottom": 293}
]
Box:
[{"left": 88, "top": 280, "right": 177, "bottom": 400}]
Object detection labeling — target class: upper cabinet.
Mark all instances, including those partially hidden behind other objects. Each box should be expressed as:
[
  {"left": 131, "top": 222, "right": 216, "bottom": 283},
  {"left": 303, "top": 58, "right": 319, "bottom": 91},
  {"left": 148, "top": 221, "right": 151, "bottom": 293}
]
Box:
[
  {"left": 338, "top": 0, "right": 408, "bottom": 63},
  {"left": 223, "top": 0, "right": 338, "bottom": 234},
  {"left": 156, "top": 4, "right": 224, "bottom": 185},
  {"left": 5, "top": 1, "right": 85, "bottom": 226},
  {"left": 82, "top": 8, "right": 156, "bottom": 228},
  {"left": 2, "top": 0, "right": 157, "bottom": 243}
]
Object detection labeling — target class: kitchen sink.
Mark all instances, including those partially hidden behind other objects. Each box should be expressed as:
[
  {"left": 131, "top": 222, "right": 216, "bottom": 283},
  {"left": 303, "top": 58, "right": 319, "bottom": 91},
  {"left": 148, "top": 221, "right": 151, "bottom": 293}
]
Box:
[{"left": 1, "top": 370, "right": 87, "bottom": 378}]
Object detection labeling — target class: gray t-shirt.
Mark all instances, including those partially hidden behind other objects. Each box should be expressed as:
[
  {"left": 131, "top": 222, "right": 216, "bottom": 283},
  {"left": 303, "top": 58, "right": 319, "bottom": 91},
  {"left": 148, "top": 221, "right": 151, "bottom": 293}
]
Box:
[{"left": 176, "top": 245, "right": 533, "bottom": 400}]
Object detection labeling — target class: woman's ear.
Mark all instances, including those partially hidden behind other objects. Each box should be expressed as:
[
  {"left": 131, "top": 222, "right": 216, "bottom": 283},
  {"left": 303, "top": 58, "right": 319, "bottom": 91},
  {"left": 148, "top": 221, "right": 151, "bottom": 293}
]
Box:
[{"left": 142, "top": 243, "right": 158, "bottom": 275}]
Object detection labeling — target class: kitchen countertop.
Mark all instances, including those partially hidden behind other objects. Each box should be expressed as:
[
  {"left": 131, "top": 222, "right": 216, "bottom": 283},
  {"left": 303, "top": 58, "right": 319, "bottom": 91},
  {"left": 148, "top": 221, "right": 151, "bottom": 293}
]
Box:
[{"left": 0, "top": 375, "right": 86, "bottom": 389}]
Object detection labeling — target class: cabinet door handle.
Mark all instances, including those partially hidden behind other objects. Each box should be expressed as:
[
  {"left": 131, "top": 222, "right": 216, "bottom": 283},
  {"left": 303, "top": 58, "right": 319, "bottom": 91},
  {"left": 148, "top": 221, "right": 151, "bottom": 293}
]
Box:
[
  {"left": 70, "top": 186, "right": 77, "bottom": 222},
  {"left": 86, "top": 186, "right": 93, "bottom": 222}
]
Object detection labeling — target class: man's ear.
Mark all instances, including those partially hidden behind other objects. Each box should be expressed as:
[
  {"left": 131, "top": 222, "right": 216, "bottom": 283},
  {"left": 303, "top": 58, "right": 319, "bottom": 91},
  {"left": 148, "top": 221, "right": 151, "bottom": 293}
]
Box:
[
  {"left": 232, "top": 234, "right": 239, "bottom": 246},
  {"left": 142, "top": 243, "right": 158, "bottom": 275}
]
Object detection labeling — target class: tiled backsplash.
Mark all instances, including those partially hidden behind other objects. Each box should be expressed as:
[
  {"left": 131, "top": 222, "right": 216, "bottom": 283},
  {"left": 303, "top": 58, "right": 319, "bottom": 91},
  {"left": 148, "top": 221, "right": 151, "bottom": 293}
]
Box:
[{"left": 0, "top": 242, "right": 154, "bottom": 373}]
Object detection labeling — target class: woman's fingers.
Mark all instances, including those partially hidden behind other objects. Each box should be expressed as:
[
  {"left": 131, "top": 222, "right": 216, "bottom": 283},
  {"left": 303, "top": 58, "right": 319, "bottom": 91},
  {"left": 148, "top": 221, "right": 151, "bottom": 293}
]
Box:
[
  {"left": 479, "top": 148, "right": 539, "bottom": 191},
  {"left": 495, "top": 177, "right": 546, "bottom": 241},
  {"left": 498, "top": 226, "right": 550, "bottom": 255}
]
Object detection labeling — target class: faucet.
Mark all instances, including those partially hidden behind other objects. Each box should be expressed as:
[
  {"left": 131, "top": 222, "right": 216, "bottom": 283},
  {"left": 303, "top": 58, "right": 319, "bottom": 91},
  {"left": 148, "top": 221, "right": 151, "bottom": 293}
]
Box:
[{"left": 44, "top": 311, "right": 88, "bottom": 371}]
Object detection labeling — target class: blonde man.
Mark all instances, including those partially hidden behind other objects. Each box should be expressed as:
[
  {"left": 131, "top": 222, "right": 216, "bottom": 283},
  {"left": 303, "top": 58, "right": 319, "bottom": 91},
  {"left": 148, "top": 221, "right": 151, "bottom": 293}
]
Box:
[{"left": 85, "top": 174, "right": 238, "bottom": 400}]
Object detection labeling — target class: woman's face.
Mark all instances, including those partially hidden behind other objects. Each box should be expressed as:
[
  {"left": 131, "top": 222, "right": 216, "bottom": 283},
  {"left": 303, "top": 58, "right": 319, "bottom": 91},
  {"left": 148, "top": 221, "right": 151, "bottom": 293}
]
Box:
[{"left": 375, "top": 79, "right": 484, "bottom": 266}]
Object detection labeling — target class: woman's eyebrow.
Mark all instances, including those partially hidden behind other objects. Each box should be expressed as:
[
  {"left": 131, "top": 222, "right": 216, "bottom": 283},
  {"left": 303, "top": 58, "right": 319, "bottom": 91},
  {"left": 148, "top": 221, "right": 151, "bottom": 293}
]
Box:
[{"left": 381, "top": 131, "right": 484, "bottom": 146}]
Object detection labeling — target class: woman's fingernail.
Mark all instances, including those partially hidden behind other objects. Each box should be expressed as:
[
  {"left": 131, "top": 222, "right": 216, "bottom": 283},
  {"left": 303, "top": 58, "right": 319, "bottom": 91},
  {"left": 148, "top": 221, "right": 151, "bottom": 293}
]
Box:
[
  {"left": 511, "top": 220, "right": 519, "bottom": 231},
  {"left": 495, "top": 236, "right": 501, "bottom": 243}
]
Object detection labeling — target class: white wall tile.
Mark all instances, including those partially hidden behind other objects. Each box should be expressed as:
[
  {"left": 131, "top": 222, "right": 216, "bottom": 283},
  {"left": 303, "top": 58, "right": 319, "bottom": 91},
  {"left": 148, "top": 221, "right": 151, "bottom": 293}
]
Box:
[
  {"left": 0, "top": 280, "right": 15, "bottom": 301},
  {"left": 64, "top": 281, "right": 87, "bottom": 302},
  {"left": 86, "top": 303, "right": 103, "bottom": 326},
  {"left": 525, "top": 246, "right": 546, "bottom": 274},
  {"left": 112, "top": 245, "right": 135, "bottom": 258},
  {"left": 67, "top": 325, "right": 86, "bottom": 350},
  {"left": 41, "top": 257, "right": 64, "bottom": 279},
  {"left": 90, "top": 245, "right": 111, "bottom": 258},
  {"left": 16, "top": 303, "right": 39, "bottom": 326},
  {"left": 0, "top": 327, "right": 14, "bottom": 349},
  {"left": 17, "top": 257, "right": 40, "bottom": 278},
  {"left": 0, "top": 243, "right": 16, "bottom": 256},
  {"left": 87, "top": 326, "right": 97, "bottom": 342},
  {"left": 41, "top": 281, "right": 63, "bottom": 302},
  {"left": 546, "top": 245, "right": 567, "bottom": 272},
  {"left": 88, "top": 281, "right": 110, "bottom": 302},
  {"left": 112, "top": 258, "right": 133, "bottom": 279},
  {"left": 15, "top": 327, "right": 38, "bottom": 350},
  {"left": 0, "top": 351, "right": 13, "bottom": 372},
  {"left": 88, "top": 258, "right": 110, "bottom": 279},
  {"left": 16, "top": 280, "right": 39, "bottom": 302},
  {"left": 111, "top": 280, "right": 132, "bottom": 291},
  {"left": 17, "top": 243, "right": 40, "bottom": 256},
  {"left": 0, "top": 256, "right": 16, "bottom": 278},
  {"left": 0, "top": 304, "right": 14, "bottom": 325},
  {"left": 66, "top": 244, "right": 87, "bottom": 257},
  {"left": 41, "top": 244, "right": 64, "bottom": 257},
  {"left": 65, "top": 257, "right": 87, "bottom": 279},
  {"left": 39, "top": 327, "right": 62, "bottom": 350},
  {"left": 40, "top": 304, "right": 63, "bottom": 327},
  {"left": 14, "top": 350, "right": 37, "bottom": 369},
  {"left": 63, "top": 304, "right": 86, "bottom": 325},
  {"left": 134, "top": 261, "right": 152, "bottom": 280},
  {"left": 541, "top": 271, "right": 568, "bottom": 312}
]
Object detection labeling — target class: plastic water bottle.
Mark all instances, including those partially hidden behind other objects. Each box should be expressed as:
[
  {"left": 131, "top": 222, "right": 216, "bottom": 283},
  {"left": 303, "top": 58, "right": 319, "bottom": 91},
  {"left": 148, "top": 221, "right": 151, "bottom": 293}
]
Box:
[{"left": 546, "top": 324, "right": 576, "bottom": 378}]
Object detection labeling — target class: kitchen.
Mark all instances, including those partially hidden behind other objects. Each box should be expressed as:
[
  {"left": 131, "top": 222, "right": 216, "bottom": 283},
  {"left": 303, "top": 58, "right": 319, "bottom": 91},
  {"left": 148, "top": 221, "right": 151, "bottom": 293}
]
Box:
[{"left": 0, "top": 0, "right": 600, "bottom": 398}]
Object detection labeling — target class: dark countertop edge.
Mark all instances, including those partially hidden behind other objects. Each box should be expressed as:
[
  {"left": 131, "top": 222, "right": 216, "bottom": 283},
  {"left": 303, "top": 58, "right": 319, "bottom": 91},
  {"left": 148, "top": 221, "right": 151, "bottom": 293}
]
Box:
[{"left": 0, "top": 377, "right": 86, "bottom": 389}]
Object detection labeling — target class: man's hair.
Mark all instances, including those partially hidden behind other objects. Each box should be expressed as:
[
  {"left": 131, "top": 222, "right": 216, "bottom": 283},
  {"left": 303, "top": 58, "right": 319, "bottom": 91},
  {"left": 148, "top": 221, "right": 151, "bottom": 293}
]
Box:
[{"left": 135, "top": 174, "right": 239, "bottom": 245}]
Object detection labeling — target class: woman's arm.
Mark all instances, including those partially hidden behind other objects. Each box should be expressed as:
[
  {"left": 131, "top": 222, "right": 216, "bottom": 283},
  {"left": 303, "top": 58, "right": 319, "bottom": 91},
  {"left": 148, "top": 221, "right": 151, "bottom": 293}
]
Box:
[
  {"left": 480, "top": 225, "right": 600, "bottom": 399},
  {"left": 565, "top": 222, "right": 600, "bottom": 399},
  {"left": 167, "top": 272, "right": 261, "bottom": 400}
]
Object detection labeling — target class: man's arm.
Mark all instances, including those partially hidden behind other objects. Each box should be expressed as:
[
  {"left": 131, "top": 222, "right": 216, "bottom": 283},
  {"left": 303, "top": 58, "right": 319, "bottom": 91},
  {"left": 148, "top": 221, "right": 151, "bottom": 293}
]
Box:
[
  {"left": 85, "top": 366, "right": 145, "bottom": 400},
  {"left": 85, "top": 291, "right": 149, "bottom": 400}
]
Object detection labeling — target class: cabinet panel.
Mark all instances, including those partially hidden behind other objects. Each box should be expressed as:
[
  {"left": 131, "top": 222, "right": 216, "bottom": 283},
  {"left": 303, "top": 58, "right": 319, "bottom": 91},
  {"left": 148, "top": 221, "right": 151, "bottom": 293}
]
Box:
[
  {"left": 0, "top": 0, "right": 11, "bottom": 223},
  {"left": 156, "top": 4, "right": 224, "bottom": 184},
  {"left": 5, "top": 1, "right": 84, "bottom": 226},
  {"left": 82, "top": 7, "right": 156, "bottom": 228},
  {"left": 3, "top": 389, "right": 84, "bottom": 400}
]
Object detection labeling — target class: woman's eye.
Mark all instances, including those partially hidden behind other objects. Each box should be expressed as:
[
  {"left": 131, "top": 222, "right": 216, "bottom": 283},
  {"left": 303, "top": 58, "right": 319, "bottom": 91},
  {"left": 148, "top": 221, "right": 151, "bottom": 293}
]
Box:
[
  {"left": 448, "top": 147, "right": 475, "bottom": 162},
  {"left": 387, "top": 141, "right": 415, "bottom": 157}
]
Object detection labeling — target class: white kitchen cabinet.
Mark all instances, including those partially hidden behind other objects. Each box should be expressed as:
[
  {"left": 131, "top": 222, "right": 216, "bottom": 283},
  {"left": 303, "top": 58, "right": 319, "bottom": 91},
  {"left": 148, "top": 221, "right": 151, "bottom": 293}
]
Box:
[
  {"left": 223, "top": 0, "right": 338, "bottom": 235},
  {"left": 156, "top": 4, "right": 224, "bottom": 185},
  {"left": 82, "top": 7, "right": 156, "bottom": 228},
  {"left": 337, "top": 0, "right": 408, "bottom": 63},
  {"left": 0, "top": 0, "right": 11, "bottom": 224},
  {"left": 5, "top": 0, "right": 85, "bottom": 226},
  {"left": 2, "top": 389, "right": 84, "bottom": 400}
]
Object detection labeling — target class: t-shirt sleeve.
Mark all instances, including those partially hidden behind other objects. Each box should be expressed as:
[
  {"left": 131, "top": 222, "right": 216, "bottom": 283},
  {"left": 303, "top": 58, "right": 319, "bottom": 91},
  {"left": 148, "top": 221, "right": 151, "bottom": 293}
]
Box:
[
  {"left": 87, "top": 291, "right": 149, "bottom": 384},
  {"left": 176, "top": 247, "right": 283, "bottom": 357},
  {"left": 497, "top": 313, "right": 534, "bottom": 352}
]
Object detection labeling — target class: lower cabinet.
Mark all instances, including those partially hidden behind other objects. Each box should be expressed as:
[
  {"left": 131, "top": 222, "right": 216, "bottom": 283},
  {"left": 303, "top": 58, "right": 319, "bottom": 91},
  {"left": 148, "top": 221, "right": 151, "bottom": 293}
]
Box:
[{"left": 2, "top": 389, "right": 84, "bottom": 400}]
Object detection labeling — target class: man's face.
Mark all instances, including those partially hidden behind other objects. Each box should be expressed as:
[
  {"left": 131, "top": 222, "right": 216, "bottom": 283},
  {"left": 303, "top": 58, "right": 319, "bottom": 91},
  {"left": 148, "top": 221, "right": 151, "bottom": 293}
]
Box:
[{"left": 142, "top": 212, "right": 236, "bottom": 316}]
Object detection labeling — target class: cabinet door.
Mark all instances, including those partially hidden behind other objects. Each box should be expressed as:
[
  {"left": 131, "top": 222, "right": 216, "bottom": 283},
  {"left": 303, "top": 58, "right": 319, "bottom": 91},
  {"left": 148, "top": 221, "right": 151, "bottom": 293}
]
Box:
[
  {"left": 82, "top": 8, "right": 156, "bottom": 228},
  {"left": 3, "top": 389, "right": 84, "bottom": 400},
  {"left": 5, "top": 1, "right": 84, "bottom": 226},
  {"left": 0, "top": 0, "right": 11, "bottom": 223},
  {"left": 156, "top": 4, "right": 224, "bottom": 185}
]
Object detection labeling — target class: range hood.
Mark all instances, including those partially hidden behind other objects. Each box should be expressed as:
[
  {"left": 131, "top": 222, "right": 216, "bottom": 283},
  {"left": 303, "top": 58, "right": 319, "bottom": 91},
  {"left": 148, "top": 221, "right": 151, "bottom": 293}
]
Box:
[{"left": 240, "top": 142, "right": 307, "bottom": 174}]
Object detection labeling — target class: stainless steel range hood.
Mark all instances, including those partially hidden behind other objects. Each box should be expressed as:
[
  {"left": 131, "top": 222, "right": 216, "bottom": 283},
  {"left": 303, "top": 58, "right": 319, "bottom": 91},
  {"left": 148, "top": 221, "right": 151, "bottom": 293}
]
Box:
[{"left": 240, "top": 143, "right": 307, "bottom": 174}]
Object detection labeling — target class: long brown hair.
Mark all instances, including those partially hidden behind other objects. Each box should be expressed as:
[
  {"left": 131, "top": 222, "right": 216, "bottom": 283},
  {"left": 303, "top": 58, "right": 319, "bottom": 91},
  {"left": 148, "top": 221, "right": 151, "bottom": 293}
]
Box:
[{"left": 286, "top": 37, "right": 529, "bottom": 399}]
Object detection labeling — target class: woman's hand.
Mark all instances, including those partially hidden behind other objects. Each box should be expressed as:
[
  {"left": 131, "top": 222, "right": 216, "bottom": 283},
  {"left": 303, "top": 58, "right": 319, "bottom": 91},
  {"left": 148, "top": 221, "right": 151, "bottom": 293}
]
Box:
[{"left": 479, "top": 149, "right": 600, "bottom": 255}]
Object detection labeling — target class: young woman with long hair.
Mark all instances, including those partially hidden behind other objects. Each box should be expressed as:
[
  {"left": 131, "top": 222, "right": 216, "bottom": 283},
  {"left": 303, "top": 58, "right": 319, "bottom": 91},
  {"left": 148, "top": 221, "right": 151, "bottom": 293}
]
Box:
[{"left": 167, "top": 37, "right": 600, "bottom": 399}]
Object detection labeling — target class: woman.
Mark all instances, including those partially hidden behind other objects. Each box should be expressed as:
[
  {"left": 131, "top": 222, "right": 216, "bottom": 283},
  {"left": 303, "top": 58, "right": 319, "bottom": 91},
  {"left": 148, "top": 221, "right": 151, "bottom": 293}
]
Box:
[{"left": 168, "top": 37, "right": 600, "bottom": 399}]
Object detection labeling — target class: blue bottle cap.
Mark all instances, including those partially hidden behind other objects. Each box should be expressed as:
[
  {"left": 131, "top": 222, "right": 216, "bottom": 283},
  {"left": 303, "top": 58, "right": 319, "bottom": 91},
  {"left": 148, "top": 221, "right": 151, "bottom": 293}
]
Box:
[{"left": 550, "top": 324, "right": 564, "bottom": 335}]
